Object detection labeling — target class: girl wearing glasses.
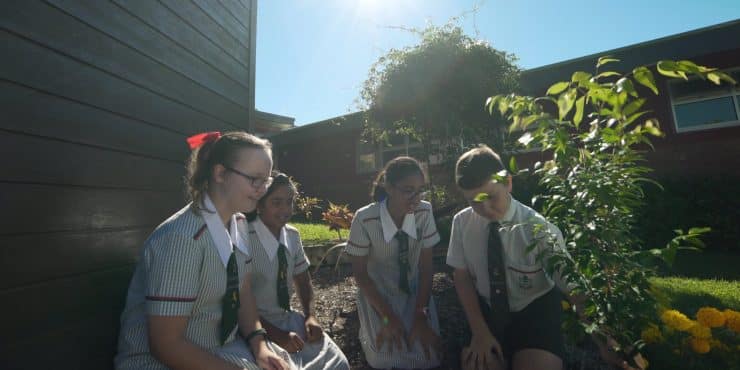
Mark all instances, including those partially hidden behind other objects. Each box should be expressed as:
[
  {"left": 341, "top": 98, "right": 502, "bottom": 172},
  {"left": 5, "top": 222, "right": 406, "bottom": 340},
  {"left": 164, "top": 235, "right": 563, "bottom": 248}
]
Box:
[
  {"left": 346, "top": 156, "right": 442, "bottom": 369},
  {"left": 115, "top": 132, "right": 293, "bottom": 370},
  {"left": 244, "top": 172, "right": 350, "bottom": 369}
]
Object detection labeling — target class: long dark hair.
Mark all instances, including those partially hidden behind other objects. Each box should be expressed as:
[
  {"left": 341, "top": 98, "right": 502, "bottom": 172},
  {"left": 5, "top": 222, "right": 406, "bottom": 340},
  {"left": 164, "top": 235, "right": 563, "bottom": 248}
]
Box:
[
  {"left": 370, "top": 156, "right": 425, "bottom": 202},
  {"left": 185, "top": 131, "right": 271, "bottom": 213},
  {"left": 245, "top": 171, "right": 297, "bottom": 221}
]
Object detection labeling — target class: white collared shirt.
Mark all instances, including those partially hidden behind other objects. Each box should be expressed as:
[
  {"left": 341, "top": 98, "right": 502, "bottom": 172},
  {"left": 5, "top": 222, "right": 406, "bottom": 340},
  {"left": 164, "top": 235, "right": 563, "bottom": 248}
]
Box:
[
  {"left": 246, "top": 217, "right": 310, "bottom": 319},
  {"left": 251, "top": 216, "right": 292, "bottom": 261},
  {"left": 346, "top": 200, "right": 440, "bottom": 297},
  {"left": 202, "top": 194, "right": 250, "bottom": 267},
  {"left": 446, "top": 196, "right": 573, "bottom": 312},
  {"left": 379, "top": 199, "right": 418, "bottom": 242}
]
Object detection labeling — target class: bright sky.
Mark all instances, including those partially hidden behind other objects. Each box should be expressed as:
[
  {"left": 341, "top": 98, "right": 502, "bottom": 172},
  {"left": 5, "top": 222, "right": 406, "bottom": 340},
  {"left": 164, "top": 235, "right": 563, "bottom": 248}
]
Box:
[{"left": 255, "top": 0, "right": 739, "bottom": 126}]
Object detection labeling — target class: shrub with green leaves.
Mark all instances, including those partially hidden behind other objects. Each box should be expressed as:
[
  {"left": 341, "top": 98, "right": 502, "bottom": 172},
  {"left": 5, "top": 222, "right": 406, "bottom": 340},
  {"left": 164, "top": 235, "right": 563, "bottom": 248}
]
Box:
[{"left": 487, "top": 58, "right": 735, "bottom": 365}]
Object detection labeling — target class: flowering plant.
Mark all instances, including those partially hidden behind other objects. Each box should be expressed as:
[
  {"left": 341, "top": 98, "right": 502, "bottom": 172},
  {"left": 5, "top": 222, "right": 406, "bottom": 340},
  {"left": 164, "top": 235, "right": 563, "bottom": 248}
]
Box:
[
  {"left": 321, "top": 202, "right": 354, "bottom": 241},
  {"left": 640, "top": 307, "right": 739, "bottom": 368}
]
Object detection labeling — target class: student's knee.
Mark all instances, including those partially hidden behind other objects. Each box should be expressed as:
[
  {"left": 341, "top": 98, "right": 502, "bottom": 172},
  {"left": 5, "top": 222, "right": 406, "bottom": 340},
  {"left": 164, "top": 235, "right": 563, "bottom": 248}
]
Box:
[{"left": 512, "top": 348, "right": 562, "bottom": 370}]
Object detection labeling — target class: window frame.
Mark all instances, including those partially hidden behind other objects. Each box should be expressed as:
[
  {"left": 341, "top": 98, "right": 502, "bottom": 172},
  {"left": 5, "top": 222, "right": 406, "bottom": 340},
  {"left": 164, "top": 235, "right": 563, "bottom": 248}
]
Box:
[
  {"left": 355, "top": 135, "right": 426, "bottom": 174},
  {"left": 668, "top": 67, "right": 740, "bottom": 133}
]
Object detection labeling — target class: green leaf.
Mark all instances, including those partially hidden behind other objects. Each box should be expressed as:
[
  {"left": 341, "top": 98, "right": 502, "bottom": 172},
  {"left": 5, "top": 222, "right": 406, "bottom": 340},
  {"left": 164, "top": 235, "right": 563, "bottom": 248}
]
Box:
[
  {"left": 676, "top": 60, "right": 702, "bottom": 74},
  {"left": 623, "top": 98, "right": 646, "bottom": 117},
  {"left": 616, "top": 78, "right": 638, "bottom": 97},
  {"left": 485, "top": 95, "right": 499, "bottom": 115},
  {"left": 705, "top": 71, "right": 736, "bottom": 86},
  {"left": 509, "top": 156, "right": 518, "bottom": 173},
  {"left": 643, "top": 119, "right": 663, "bottom": 136},
  {"left": 715, "top": 71, "right": 738, "bottom": 85},
  {"left": 707, "top": 72, "right": 721, "bottom": 85},
  {"left": 547, "top": 81, "right": 570, "bottom": 96},
  {"left": 573, "top": 96, "right": 585, "bottom": 128},
  {"left": 558, "top": 88, "right": 577, "bottom": 121},
  {"left": 594, "top": 71, "right": 621, "bottom": 80},
  {"left": 498, "top": 98, "right": 509, "bottom": 116},
  {"left": 633, "top": 67, "right": 658, "bottom": 95},
  {"left": 657, "top": 60, "right": 687, "bottom": 80},
  {"left": 473, "top": 193, "right": 489, "bottom": 202},
  {"left": 624, "top": 110, "right": 650, "bottom": 126},
  {"left": 597, "top": 56, "right": 620, "bottom": 68},
  {"left": 571, "top": 71, "right": 592, "bottom": 84},
  {"left": 491, "top": 170, "right": 508, "bottom": 183},
  {"left": 688, "top": 226, "right": 711, "bottom": 235},
  {"left": 520, "top": 114, "right": 540, "bottom": 131}
]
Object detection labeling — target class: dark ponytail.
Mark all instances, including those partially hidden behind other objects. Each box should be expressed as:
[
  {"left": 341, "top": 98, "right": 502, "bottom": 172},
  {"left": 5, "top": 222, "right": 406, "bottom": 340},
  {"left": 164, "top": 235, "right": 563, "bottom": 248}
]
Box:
[{"left": 370, "top": 156, "right": 425, "bottom": 202}]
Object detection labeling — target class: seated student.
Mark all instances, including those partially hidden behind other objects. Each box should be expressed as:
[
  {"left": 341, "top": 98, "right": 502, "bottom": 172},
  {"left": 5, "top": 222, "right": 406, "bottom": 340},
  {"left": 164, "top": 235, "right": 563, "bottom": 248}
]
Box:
[
  {"left": 346, "top": 156, "right": 442, "bottom": 369},
  {"left": 447, "top": 144, "right": 573, "bottom": 370},
  {"left": 245, "top": 172, "right": 350, "bottom": 370},
  {"left": 115, "top": 132, "right": 292, "bottom": 370}
]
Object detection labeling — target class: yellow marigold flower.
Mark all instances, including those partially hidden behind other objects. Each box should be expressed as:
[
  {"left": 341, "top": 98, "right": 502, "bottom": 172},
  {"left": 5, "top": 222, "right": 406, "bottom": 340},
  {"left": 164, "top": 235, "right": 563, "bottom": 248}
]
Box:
[
  {"left": 696, "top": 307, "right": 725, "bottom": 328},
  {"left": 660, "top": 309, "right": 693, "bottom": 331},
  {"left": 688, "top": 323, "right": 712, "bottom": 339},
  {"left": 561, "top": 300, "right": 571, "bottom": 311},
  {"left": 723, "top": 309, "right": 740, "bottom": 333},
  {"left": 689, "top": 337, "right": 711, "bottom": 354},
  {"left": 641, "top": 324, "right": 663, "bottom": 344}
]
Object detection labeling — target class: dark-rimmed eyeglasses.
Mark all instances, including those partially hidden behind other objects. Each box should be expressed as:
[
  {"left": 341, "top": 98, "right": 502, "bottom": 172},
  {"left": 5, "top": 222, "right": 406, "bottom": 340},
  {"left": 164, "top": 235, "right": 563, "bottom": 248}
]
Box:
[{"left": 223, "top": 166, "right": 273, "bottom": 189}]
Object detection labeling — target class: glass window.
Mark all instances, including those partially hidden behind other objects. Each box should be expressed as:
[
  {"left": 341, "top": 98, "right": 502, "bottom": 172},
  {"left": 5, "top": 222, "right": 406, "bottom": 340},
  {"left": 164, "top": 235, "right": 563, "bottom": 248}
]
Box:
[
  {"left": 669, "top": 68, "right": 740, "bottom": 132},
  {"left": 357, "top": 141, "right": 378, "bottom": 173},
  {"left": 674, "top": 97, "right": 737, "bottom": 129},
  {"left": 382, "top": 148, "right": 408, "bottom": 165}
]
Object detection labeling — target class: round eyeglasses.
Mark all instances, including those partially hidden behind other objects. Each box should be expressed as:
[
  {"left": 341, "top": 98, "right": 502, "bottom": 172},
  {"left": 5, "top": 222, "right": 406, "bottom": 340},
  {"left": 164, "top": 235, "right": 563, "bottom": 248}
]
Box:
[{"left": 223, "top": 166, "right": 274, "bottom": 189}]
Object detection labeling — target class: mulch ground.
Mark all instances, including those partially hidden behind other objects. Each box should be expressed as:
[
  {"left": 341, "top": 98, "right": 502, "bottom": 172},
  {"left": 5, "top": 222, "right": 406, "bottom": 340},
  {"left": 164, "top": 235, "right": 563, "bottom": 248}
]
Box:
[{"left": 295, "top": 260, "right": 611, "bottom": 370}]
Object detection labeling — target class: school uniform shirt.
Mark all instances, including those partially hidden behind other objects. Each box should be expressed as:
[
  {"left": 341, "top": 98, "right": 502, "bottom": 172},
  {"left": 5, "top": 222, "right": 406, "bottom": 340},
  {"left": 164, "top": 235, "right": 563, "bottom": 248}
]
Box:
[
  {"left": 115, "top": 197, "right": 294, "bottom": 370},
  {"left": 446, "top": 196, "right": 574, "bottom": 312},
  {"left": 345, "top": 200, "right": 442, "bottom": 369},
  {"left": 246, "top": 217, "right": 349, "bottom": 370}
]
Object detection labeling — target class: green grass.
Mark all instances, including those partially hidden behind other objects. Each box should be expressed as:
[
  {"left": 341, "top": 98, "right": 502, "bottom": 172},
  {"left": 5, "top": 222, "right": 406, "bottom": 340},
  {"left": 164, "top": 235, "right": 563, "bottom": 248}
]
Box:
[
  {"left": 651, "top": 277, "right": 740, "bottom": 313},
  {"left": 292, "top": 222, "right": 348, "bottom": 245}
]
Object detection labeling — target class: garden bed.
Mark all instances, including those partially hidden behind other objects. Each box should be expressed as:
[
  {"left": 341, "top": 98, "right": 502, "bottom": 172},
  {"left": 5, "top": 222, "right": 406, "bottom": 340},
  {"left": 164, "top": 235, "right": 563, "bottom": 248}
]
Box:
[{"left": 297, "top": 262, "right": 610, "bottom": 370}]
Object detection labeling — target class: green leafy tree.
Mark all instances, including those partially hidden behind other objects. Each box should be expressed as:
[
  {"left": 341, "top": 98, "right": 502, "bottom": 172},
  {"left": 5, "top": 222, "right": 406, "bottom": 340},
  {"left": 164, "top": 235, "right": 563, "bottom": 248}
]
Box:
[
  {"left": 360, "top": 22, "right": 520, "bottom": 191},
  {"left": 488, "top": 58, "right": 735, "bottom": 366}
]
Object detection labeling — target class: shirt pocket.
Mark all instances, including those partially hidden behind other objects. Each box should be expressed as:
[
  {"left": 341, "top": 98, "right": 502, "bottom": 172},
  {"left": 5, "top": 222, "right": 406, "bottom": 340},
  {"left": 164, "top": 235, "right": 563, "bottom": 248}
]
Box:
[{"left": 507, "top": 261, "right": 549, "bottom": 292}]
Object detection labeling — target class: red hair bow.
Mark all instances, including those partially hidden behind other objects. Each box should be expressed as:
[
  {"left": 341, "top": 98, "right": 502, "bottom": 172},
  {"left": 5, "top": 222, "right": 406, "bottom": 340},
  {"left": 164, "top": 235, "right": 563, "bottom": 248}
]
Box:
[{"left": 186, "top": 131, "right": 221, "bottom": 150}]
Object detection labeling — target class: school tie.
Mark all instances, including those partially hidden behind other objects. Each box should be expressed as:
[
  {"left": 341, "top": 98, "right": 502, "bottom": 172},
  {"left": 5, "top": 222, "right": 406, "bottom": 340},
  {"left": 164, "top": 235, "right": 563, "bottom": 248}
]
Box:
[
  {"left": 396, "top": 230, "right": 410, "bottom": 294},
  {"left": 488, "top": 222, "right": 511, "bottom": 333},
  {"left": 277, "top": 243, "right": 290, "bottom": 311},
  {"left": 220, "top": 249, "right": 240, "bottom": 345}
]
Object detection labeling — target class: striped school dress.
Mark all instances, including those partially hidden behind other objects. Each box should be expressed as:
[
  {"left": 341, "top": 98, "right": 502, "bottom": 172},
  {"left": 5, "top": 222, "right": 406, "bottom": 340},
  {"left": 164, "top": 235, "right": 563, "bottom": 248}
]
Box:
[
  {"left": 115, "top": 202, "right": 293, "bottom": 370},
  {"left": 346, "top": 200, "right": 442, "bottom": 369},
  {"left": 247, "top": 216, "right": 349, "bottom": 370}
]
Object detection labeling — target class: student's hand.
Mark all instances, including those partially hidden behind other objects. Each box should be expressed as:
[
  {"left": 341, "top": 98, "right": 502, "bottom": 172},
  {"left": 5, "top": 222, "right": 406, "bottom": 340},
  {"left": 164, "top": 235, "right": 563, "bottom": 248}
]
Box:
[
  {"left": 271, "top": 327, "right": 305, "bottom": 353},
  {"left": 304, "top": 314, "right": 323, "bottom": 343},
  {"left": 407, "top": 312, "right": 441, "bottom": 360},
  {"left": 254, "top": 344, "right": 290, "bottom": 370},
  {"left": 375, "top": 312, "right": 407, "bottom": 353},
  {"left": 596, "top": 336, "right": 639, "bottom": 370},
  {"left": 463, "top": 329, "right": 505, "bottom": 370}
]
